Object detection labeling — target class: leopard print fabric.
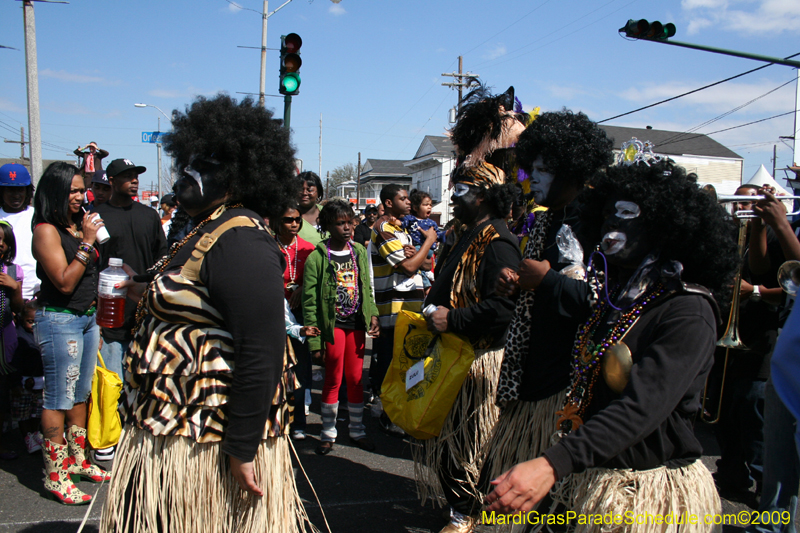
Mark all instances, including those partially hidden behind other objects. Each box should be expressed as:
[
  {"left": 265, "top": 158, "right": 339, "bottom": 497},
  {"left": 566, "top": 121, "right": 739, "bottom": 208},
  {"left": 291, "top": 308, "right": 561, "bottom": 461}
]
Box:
[{"left": 495, "top": 211, "right": 554, "bottom": 406}]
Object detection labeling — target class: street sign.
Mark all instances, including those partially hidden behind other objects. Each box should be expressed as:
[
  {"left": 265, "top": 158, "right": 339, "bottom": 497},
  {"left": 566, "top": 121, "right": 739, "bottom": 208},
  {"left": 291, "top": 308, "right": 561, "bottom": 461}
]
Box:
[{"left": 142, "top": 132, "right": 167, "bottom": 144}]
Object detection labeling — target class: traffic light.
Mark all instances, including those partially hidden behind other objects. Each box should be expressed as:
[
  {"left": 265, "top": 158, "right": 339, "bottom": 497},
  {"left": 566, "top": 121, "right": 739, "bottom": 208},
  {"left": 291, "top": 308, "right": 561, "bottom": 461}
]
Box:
[
  {"left": 279, "top": 33, "right": 302, "bottom": 96},
  {"left": 619, "top": 19, "right": 676, "bottom": 41}
]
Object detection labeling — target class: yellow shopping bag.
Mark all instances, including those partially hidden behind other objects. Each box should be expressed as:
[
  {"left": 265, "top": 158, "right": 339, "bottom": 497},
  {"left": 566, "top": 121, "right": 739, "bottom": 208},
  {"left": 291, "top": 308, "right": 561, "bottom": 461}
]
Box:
[
  {"left": 381, "top": 310, "right": 475, "bottom": 439},
  {"left": 87, "top": 351, "right": 123, "bottom": 449}
]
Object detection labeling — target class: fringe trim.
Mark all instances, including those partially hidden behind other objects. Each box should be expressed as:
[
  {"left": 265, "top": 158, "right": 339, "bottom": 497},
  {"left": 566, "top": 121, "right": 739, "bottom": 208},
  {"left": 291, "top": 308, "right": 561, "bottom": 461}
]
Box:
[
  {"left": 100, "top": 426, "right": 316, "bottom": 533},
  {"left": 551, "top": 461, "right": 721, "bottom": 533},
  {"left": 412, "top": 348, "right": 504, "bottom": 508}
]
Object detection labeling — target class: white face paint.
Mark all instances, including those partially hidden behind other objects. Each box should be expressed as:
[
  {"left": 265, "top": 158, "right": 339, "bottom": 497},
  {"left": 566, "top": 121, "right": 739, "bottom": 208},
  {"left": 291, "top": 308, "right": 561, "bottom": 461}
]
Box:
[
  {"left": 528, "top": 156, "right": 555, "bottom": 205},
  {"left": 601, "top": 231, "right": 627, "bottom": 255},
  {"left": 184, "top": 166, "right": 204, "bottom": 197},
  {"left": 615, "top": 200, "right": 641, "bottom": 219}
]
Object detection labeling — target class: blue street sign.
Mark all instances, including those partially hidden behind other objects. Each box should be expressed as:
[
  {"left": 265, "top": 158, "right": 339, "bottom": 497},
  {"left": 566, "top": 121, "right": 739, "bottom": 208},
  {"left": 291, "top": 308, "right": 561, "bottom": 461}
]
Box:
[{"left": 141, "top": 132, "right": 167, "bottom": 143}]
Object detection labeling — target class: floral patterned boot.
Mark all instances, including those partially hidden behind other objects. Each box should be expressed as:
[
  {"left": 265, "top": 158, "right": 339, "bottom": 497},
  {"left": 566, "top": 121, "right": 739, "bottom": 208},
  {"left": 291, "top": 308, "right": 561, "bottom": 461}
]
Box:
[
  {"left": 42, "top": 438, "right": 92, "bottom": 505},
  {"left": 65, "top": 425, "right": 111, "bottom": 483}
]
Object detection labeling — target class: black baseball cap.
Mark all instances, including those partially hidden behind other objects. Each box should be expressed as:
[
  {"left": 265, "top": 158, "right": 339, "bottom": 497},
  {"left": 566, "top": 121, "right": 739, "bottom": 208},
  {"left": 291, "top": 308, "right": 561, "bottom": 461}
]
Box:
[
  {"left": 106, "top": 158, "right": 146, "bottom": 178},
  {"left": 160, "top": 193, "right": 176, "bottom": 207},
  {"left": 91, "top": 170, "right": 109, "bottom": 185}
]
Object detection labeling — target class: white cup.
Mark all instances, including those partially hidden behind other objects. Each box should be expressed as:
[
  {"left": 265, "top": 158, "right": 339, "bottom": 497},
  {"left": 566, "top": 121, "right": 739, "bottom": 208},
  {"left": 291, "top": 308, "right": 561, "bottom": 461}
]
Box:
[{"left": 91, "top": 213, "right": 110, "bottom": 244}]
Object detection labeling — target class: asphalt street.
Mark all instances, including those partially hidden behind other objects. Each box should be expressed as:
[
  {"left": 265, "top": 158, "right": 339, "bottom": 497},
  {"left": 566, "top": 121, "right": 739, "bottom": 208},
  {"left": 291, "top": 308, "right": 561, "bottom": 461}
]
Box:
[{"left": 0, "top": 342, "right": 795, "bottom": 532}]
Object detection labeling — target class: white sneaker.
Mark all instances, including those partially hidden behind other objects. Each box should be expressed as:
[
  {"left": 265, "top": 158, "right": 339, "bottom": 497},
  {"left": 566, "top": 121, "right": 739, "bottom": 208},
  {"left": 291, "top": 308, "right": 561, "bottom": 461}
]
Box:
[
  {"left": 370, "top": 398, "right": 383, "bottom": 418},
  {"left": 33, "top": 431, "right": 43, "bottom": 448},
  {"left": 24, "top": 432, "right": 41, "bottom": 454},
  {"left": 94, "top": 446, "right": 115, "bottom": 462},
  {"left": 291, "top": 429, "right": 306, "bottom": 441}
]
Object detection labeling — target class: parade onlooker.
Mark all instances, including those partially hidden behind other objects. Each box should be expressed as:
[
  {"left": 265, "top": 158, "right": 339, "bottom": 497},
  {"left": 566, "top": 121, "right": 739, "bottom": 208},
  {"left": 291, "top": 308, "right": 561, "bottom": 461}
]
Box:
[
  {"left": 353, "top": 205, "right": 377, "bottom": 246},
  {"left": 101, "top": 94, "right": 312, "bottom": 532},
  {"left": 90, "top": 170, "right": 111, "bottom": 208},
  {"left": 370, "top": 184, "right": 437, "bottom": 431},
  {"left": 297, "top": 171, "right": 326, "bottom": 245},
  {"left": 159, "top": 193, "right": 177, "bottom": 235},
  {"left": 270, "top": 199, "right": 315, "bottom": 440},
  {"left": 303, "top": 200, "right": 380, "bottom": 455},
  {"left": 32, "top": 161, "right": 110, "bottom": 505},
  {"left": 0, "top": 219, "right": 24, "bottom": 460},
  {"left": 0, "top": 163, "right": 40, "bottom": 299},
  {"left": 73, "top": 142, "right": 109, "bottom": 187},
  {"left": 10, "top": 300, "right": 43, "bottom": 454},
  {"left": 402, "top": 189, "right": 444, "bottom": 289}
]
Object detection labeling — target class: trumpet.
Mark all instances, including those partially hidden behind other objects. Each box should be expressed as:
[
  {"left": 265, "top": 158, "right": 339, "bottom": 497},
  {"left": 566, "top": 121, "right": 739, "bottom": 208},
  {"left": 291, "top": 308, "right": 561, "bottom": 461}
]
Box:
[
  {"left": 778, "top": 260, "right": 800, "bottom": 296},
  {"left": 715, "top": 194, "right": 800, "bottom": 219}
]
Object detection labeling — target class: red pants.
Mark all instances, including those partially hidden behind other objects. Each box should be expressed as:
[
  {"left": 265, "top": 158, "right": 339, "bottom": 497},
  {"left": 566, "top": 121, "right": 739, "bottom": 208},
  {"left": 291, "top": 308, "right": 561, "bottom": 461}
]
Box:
[{"left": 322, "top": 328, "right": 365, "bottom": 404}]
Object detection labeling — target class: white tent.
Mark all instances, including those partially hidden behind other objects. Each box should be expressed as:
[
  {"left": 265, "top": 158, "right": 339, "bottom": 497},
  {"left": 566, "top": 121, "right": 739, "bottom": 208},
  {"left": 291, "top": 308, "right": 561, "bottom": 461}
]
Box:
[{"left": 743, "top": 164, "right": 790, "bottom": 196}]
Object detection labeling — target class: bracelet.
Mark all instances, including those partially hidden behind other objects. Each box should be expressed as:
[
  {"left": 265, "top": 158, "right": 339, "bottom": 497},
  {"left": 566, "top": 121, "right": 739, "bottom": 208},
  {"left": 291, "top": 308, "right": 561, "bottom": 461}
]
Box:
[
  {"left": 74, "top": 251, "right": 90, "bottom": 265},
  {"left": 78, "top": 242, "right": 95, "bottom": 255}
]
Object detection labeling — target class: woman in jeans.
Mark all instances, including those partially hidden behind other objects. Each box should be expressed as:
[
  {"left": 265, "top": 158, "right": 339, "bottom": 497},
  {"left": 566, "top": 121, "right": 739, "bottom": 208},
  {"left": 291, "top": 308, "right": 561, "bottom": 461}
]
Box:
[{"left": 32, "top": 161, "right": 110, "bottom": 505}]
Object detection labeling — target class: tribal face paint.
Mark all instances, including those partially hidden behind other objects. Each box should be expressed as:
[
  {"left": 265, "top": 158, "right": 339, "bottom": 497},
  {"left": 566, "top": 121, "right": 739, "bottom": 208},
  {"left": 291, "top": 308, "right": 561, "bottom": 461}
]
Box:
[
  {"left": 528, "top": 156, "right": 555, "bottom": 206},
  {"left": 600, "top": 197, "right": 650, "bottom": 267}
]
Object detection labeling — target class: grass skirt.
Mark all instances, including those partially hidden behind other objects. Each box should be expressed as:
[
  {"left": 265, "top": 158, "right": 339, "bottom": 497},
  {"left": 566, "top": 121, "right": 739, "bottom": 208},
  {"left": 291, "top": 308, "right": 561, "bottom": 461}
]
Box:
[
  {"left": 550, "top": 460, "right": 721, "bottom": 533},
  {"left": 100, "top": 425, "right": 314, "bottom": 533},
  {"left": 412, "top": 348, "right": 503, "bottom": 507}
]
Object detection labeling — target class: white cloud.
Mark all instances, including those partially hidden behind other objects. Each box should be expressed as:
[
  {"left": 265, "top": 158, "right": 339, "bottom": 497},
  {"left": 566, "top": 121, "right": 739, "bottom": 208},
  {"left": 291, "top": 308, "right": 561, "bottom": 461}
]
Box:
[
  {"left": 545, "top": 84, "right": 589, "bottom": 100},
  {"left": 40, "top": 69, "right": 120, "bottom": 86},
  {"left": 329, "top": 4, "right": 346, "bottom": 16},
  {"left": 0, "top": 98, "right": 24, "bottom": 113},
  {"left": 147, "top": 86, "right": 207, "bottom": 99},
  {"left": 682, "top": 0, "right": 800, "bottom": 35},
  {"left": 227, "top": 3, "right": 242, "bottom": 13},
  {"left": 483, "top": 43, "right": 507, "bottom": 61}
]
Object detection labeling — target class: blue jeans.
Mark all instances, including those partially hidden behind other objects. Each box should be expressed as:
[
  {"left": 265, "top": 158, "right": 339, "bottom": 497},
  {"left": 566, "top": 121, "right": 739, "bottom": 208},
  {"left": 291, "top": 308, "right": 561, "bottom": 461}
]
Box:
[
  {"left": 35, "top": 309, "right": 100, "bottom": 411},
  {"left": 746, "top": 378, "right": 799, "bottom": 533},
  {"left": 100, "top": 338, "right": 126, "bottom": 383}
]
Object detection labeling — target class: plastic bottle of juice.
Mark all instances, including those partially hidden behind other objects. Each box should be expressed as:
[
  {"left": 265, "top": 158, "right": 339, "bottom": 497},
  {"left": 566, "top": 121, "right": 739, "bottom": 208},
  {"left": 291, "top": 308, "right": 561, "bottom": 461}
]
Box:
[{"left": 96, "top": 258, "right": 129, "bottom": 328}]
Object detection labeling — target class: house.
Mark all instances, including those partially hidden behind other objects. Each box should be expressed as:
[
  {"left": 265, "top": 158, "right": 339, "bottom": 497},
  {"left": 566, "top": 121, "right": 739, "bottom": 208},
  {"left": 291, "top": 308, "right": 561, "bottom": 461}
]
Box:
[
  {"left": 355, "top": 159, "right": 411, "bottom": 212},
  {"left": 0, "top": 158, "right": 75, "bottom": 186},
  {"left": 600, "top": 125, "right": 744, "bottom": 194},
  {"left": 334, "top": 179, "right": 357, "bottom": 201},
  {"left": 404, "top": 136, "right": 456, "bottom": 225}
]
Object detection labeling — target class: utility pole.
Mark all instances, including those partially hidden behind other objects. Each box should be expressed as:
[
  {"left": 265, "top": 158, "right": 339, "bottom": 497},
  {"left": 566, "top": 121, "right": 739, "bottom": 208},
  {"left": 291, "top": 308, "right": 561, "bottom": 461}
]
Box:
[
  {"left": 441, "top": 56, "right": 480, "bottom": 112},
  {"left": 794, "top": 68, "right": 799, "bottom": 166},
  {"left": 773, "top": 144, "right": 777, "bottom": 177},
  {"left": 156, "top": 116, "right": 163, "bottom": 200},
  {"left": 356, "top": 151, "right": 361, "bottom": 209},
  {"left": 258, "top": 1, "right": 268, "bottom": 107},
  {"left": 318, "top": 113, "right": 322, "bottom": 177},
  {"left": 3, "top": 127, "right": 28, "bottom": 160},
  {"left": 22, "top": 1, "right": 43, "bottom": 182}
]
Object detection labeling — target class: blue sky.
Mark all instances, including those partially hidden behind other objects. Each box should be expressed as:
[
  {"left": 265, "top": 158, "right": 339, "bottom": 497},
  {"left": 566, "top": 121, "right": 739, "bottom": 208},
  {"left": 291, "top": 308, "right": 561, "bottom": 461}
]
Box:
[{"left": 0, "top": 0, "right": 798, "bottom": 193}]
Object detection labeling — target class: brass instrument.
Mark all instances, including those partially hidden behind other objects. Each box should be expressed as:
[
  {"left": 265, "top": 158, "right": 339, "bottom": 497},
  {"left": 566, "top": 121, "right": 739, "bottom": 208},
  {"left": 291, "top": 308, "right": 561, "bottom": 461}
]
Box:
[
  {"left": 715, "top": 194, "right": 800, "bottom": 218},
  {"left": 777, "top": 260, "right": 800, "bottom": 296},
  {"left": 700, "top": 184, "right": 750, "bottom": 424}
]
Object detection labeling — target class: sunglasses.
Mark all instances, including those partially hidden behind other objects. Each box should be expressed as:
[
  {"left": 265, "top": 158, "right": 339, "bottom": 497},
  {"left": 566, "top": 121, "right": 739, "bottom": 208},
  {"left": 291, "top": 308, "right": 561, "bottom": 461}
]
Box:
[{"left": 282, "top": 216, "right": 303, "bottom": 224}]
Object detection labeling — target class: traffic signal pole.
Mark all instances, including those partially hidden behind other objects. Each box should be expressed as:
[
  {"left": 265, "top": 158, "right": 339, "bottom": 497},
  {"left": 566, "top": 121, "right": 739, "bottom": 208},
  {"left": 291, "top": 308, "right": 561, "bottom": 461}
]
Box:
[
  {"left": 648, "top": 40, "right": 800, "bottom": 69},
  {"left": 284, "top": 95, "right": 292, "bottom": 131}
]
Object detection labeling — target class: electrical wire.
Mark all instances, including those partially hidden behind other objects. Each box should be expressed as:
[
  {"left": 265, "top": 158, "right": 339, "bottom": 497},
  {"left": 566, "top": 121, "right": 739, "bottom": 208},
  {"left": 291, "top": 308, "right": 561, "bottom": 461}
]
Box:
[
  {"left": 598, "top": 52, "right": 800, "bottom": 124},
  {"left": 657, "top": 111, "right": 795, "bottom": 149}
]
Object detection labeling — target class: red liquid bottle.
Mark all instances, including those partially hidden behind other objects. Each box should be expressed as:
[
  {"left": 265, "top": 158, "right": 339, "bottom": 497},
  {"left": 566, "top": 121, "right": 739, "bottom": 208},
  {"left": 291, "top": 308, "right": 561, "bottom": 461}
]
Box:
[{"left": 96, "top": 258, "right": 129, "bottom": 328}]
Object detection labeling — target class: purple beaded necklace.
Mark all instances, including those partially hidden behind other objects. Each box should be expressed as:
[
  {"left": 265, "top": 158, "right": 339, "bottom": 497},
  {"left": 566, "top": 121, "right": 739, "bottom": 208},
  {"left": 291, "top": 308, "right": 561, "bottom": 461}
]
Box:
[{"left": 327, "top": 239, "right": 360, "bottom": 318}]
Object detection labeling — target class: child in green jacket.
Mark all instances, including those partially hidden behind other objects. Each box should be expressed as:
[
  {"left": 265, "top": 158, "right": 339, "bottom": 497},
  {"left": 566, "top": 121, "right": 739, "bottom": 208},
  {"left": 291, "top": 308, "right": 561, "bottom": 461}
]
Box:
[{"left": 302, "top": 200, "right": 380, "bottom": 456}]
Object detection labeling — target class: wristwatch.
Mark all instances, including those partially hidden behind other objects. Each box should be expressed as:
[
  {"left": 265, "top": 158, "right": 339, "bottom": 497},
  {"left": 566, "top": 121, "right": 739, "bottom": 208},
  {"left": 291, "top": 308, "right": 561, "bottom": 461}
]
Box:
[{"left": 751, "top": 284, "right": 762, "bottom": 302}]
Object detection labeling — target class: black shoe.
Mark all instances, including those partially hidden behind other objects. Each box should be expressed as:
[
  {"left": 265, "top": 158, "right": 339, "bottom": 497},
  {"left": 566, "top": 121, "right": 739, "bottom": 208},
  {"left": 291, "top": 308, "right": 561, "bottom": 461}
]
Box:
[
  {"left": 379, "top": 412, "right": 406, "bottom": 438},
  {"left": 315, "top": 441, "right": 334, "bottom": 455},
  {"left": 713, "top": 475, "right": 759, "bottom": 509},
  {"left": 349, "top": 436, "right": 376, "bottom": 452}
]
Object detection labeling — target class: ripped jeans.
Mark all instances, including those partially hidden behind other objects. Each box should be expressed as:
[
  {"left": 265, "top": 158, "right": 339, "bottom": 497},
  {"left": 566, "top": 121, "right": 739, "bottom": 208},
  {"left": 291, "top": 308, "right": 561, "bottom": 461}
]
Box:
[{"left": 35, "top": 309, "right": 99, "bottom": 411}]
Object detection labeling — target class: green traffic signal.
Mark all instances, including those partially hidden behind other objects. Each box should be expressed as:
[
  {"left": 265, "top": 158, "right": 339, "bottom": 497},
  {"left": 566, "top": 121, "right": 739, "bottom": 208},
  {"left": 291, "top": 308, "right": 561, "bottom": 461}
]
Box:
[
  {"left": 281, "top": 73, "right": 300, "bottom": 93},
  {"left": 279, "top": 33, "right": 302, "bottom": 96},
  {"left": 619, "top": 19, "right": 676, "bottom": 41}
]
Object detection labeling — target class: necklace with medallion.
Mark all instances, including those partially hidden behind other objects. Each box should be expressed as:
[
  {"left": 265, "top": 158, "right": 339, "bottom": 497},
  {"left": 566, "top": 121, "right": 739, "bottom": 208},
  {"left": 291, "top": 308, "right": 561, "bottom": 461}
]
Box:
[{"left": 278, "top": 236, "right": 299, "bottom": 292}]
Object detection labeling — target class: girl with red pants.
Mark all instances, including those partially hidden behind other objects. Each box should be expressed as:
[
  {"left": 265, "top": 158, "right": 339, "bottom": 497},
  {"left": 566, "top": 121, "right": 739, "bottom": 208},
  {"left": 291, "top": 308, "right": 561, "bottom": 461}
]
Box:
[{"left": 303, "top": 200, "right": 380, "bottom": 455}]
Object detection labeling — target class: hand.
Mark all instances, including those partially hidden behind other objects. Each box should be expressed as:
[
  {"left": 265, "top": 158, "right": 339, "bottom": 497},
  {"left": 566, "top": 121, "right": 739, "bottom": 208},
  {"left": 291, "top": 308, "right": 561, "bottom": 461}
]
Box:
[
  {"left": 753, "top": 189, "right": 789, "bottom": 229},
  {"left": 288, "top": 288, "right": 303, "bottom": 310},
  {"left": 299, "top": 326, "right": 320, "bottom": 337},
  {"left": 368, "top": 316, "right": 381, "bottom": 337},
  {"left": 0, "top": 272, "right": 19, "bottom": 291},
  {"left": 311, "top": 350, "right": 324, "bottom": 365},
  {"left": 81, "top": 210, "right": 105, "bottom": 245},
  {"left": 115, "top": 264, "right": 146, "bottom": 303},
  {"left": 425, "top": 306, "right": 449, "bottom": 333},
  {"left": 517, "top": 259, "right": 551, "bottom": 292},
  {"left": 403, "top": 245, "right": 416, "bottom": 258},
  {"left": 229, "top": 455, "right": 263, "bottom": 496},
  {"left": 496, "top": 267, "right": 520, "bottom": 297},
  {"left": 485, "top": 457, "right": 557, "bottom": 514},
  {"left": 421, "top": 226, "right": 438, "bottom": 243},
  {"left": 740, "top": 279, "right": 754, "bottom": 300},
  {"left": 24, "top": 377, "right": 35, "bottom": 390}
]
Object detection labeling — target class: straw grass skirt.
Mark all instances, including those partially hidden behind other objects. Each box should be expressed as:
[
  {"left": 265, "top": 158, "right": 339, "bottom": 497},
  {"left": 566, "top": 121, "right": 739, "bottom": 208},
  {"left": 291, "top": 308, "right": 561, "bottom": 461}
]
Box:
[
  {"left": 549, "top": 460, "right": 721, "bottom": 533},
  {"left": 412, "top": 347, "right": 504, "bottom": 507},
  {"left": 100, "top": 425, "right": 314, "bottom": 533}
]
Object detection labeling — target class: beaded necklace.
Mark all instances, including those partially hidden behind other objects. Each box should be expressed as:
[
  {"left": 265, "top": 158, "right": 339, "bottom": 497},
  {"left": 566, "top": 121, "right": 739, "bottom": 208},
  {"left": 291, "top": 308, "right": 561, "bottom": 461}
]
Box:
[
  {"left": 327, "top": 238, "right": 360, "bottom": 318},
  {"left": 133, "top": 203, "right": 243, "bottom": 332},
  {"left": 555, "top": 281, "right": 665, "bottom": 439},
  {"left": 277, "top": 236, "right": 299, "bottom": 291}
]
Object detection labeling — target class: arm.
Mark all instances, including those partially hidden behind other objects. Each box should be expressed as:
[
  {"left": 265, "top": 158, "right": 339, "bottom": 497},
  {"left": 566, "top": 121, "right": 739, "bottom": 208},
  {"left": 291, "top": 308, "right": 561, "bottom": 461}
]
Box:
[
  {"left": 31, "top": 213, "right": 101, "bottom": 295},
  {"left": 396, "top": 227, "right": 437, "bottom": 277},
  {"left": 752, "top": 191, "right": 800, "bottom": 270},
  {"left": 203, "top": 228, "right": 285, "bottom": 466},
  {"left": 357, "top": 244, "right": 381, "bottom": 337},
  {"left": 302, "top": 251, "right": 323, "bottom": 353}
]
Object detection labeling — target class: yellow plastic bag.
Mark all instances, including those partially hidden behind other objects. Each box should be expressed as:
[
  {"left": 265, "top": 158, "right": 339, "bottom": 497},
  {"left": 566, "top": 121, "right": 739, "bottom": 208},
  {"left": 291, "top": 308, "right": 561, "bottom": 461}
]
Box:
[
  {"left": 87, "top": 351, "right": 123, "bottom": 449},
  {"left": 381, "top": 310, "right": 475, "bottom": 439}
]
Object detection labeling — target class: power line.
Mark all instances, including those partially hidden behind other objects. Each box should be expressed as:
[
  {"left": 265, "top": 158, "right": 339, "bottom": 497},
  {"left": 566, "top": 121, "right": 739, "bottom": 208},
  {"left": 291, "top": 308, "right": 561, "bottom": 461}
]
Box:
[
  {"left": 598, "top": 52, "right": 800, "bottom": 124},
  {"left": 658, "top": 111, "right": 795, "bottom": 149}
]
